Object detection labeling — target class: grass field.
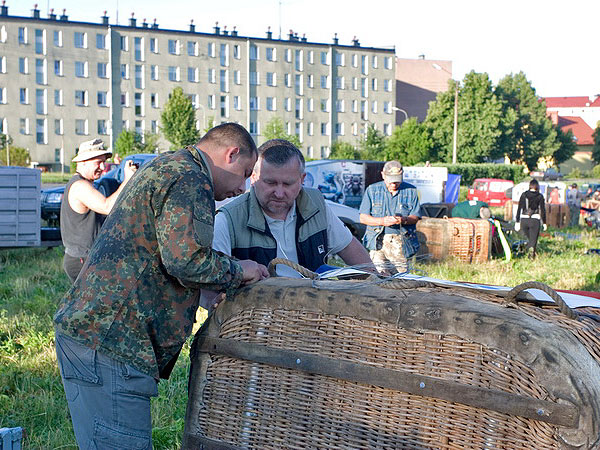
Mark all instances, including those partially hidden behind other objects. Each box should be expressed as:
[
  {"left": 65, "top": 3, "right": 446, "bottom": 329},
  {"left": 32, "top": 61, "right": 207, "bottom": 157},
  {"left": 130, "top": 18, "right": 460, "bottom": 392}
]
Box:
[{"left": 1, "top": 227, "right": 599, "bottom": 449}]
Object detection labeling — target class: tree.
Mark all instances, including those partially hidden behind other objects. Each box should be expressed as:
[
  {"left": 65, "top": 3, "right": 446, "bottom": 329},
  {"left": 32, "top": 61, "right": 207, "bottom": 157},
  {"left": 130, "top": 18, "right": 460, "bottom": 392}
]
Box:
[
  {"left": 383, "top": 119, "right": 432, "bottom": 165},
  {"left": 359, "top": 124, "right": 386, "bottom": 160},
  {"left": 495, "top": 72, "right": 559, "bottom": 170},
  {"left": 0, "top": 145, "right": 31, "bottom": 167},
  {"left": 593, "top": 124, "right": 600, "bottom": 165},
  {"left": 553, "top": 127, "right": 577, "bottom": 166},
  {"left": 114, "top": 130, "right": 160, "bottom": 158},
  {"left": 329, "top": 141, "right": 360, "bottom": 159},
  {"left": 160, "top": 87, "right": 200, "bottom": 150},
  {"left": 262, "top": 117, "right": 302, "bottom": 150},
  {"left": 425, "top": 72, "right": 504, "bottom": 163}
]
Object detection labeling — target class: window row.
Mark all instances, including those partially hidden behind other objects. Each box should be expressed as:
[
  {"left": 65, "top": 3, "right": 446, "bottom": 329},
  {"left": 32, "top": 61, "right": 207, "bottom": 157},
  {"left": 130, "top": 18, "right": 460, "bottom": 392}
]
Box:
[{"left": 245, "top": 120, "right": 392, "bottom": 138}]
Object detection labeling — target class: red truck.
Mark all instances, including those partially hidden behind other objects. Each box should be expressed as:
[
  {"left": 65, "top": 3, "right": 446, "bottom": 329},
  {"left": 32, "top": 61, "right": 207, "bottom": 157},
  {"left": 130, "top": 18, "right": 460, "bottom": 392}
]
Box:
[{"left": 467, "top": 178, "right": 514, "bottom": 206}]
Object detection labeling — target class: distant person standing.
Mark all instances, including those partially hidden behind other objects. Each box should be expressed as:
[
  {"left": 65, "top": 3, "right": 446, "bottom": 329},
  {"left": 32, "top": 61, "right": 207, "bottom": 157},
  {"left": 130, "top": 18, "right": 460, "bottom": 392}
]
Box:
[
  {"left": 60, "top": 139, "right": 137, "bottom": 282},
  {"left": 548, "top": 187, "right": 560, "bottom": 205},
  {"left": 566, "top": 183, "right": 582, "bottom": 226},
  {"left": 515, "top": 179, "right": 546, "bottom": 259}
]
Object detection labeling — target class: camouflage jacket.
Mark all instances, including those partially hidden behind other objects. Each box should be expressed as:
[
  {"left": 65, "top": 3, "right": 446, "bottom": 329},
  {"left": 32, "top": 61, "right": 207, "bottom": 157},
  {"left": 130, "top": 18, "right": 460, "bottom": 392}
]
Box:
[{"left": 54, "top": 147, "right": 243, "bottom": 379}]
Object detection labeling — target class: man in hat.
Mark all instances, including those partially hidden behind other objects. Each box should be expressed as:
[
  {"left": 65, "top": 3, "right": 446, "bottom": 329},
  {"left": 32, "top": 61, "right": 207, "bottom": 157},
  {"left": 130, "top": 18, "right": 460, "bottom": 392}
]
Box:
[
  {"left": 359, "top": 160, "right": 421, "bottom": 273},
  {"left": 60, "top": 138, "right": 137, "bottom": 282},
  {"left": 566, "top": 183, "right": 583, "bottom": 227}
]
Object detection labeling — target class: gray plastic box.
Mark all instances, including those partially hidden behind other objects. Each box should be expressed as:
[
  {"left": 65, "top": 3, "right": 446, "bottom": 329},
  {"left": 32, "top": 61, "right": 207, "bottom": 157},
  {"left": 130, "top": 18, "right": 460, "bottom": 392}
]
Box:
[
  {"left": 0, "top": 427, "right": 23, "bottom": 450},
  {"left": 0, "top": 167, "right": 41, "bottom": 247}
]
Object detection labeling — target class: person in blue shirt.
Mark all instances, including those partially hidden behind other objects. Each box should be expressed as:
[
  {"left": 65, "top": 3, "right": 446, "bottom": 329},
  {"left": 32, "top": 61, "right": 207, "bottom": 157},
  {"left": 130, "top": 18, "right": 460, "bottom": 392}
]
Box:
[{"left": 359, "top": 160, "right": 421, "bottom": 273}]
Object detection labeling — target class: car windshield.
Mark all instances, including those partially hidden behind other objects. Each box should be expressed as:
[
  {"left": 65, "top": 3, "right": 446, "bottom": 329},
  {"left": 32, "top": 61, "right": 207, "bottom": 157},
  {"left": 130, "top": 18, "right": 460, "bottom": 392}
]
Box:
[{"left": 473, "top": 181, "right": 487, "bottom": 190}]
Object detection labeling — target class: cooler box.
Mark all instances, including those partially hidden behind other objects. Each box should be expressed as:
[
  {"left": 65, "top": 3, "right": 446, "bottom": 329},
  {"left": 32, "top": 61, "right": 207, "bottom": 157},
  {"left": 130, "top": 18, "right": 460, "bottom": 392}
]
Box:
[{"left": 0, "top": 167, "right": 40, "bottom": 247}]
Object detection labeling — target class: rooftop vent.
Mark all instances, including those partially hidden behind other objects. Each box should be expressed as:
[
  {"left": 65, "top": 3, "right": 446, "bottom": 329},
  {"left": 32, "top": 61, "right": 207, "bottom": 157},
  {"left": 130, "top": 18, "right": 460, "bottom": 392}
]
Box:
[
  {"left": 231, "top": 26, "right": 238, "bottom": 37},
  {"left": 101, "top": 10, "right": 108, "bottom": 25},
  {"left": 0, "top": 1, "right": 7, "bottom": 17},
  {"left": 129, "top": 12, "right": 136, "bottom": 27},
  {"left": 352, "top": 36, "right": 360, "bottom": 47},
  {"left": 222, "top": 25, "right": 228, "bottom": 36},
  {"left": 151, "top": 18, "right": 158, "bottom": 29},
  {"left": 142, "top": 18, "right": 148, "bottom": 28},
  {"left": 333, "top": 33, "right": 338, "bottom": 45},
  {"left": 189, "top": 20, "right": 195, "bottom": 32},
  {"left": 301, "top": 33, "right": 307, "bottom": 43},
  {"left": 266, "top": 26, "right": 272, "bottom": 39},
  {"left": 60, "top": 8, "right": 68, "bottom": 21},
  {"left": 214, "top": 21, "right": 220, "bottom": 35},
  {"left": 48, "top": 8, "right": 56, "bottom": 20},
  {"left": 32, "top": 3, "right": 40, "bottom": 19},
  {"left": 288, "top": 29, "right": 294, "bottom": 40}
]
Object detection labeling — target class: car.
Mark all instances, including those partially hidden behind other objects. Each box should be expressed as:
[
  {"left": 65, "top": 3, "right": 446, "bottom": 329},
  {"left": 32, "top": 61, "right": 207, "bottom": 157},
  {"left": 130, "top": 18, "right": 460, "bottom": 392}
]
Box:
[
  {"left": 40, "top": 153, "right": 158, "bottom": 236},
  {"left": 542, "top": 168, "right": 563, "bottom": 181},
  {"left": 324, "top": 200, "right": 365, "bottom": 239},
  {"left": 466, "top": 178, "right": 514, "bottom": 207}
]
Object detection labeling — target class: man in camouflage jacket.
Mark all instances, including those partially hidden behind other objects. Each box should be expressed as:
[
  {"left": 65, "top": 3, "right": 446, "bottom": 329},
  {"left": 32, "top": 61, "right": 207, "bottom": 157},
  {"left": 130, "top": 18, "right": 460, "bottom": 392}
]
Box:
[{"left": 54, "top": 123, "right": 268, "bottom": 449}]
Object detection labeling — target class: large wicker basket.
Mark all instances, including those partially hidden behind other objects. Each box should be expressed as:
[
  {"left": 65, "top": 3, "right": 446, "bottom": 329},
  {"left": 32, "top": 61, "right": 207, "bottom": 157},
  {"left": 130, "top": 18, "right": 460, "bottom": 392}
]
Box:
[{"left": 183, "top": 278, "right": 600, "bottom": 449}]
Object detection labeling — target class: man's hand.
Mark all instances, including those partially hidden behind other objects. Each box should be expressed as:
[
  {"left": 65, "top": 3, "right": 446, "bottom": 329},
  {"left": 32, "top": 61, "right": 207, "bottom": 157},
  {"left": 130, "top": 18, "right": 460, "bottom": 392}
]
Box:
[
  {"left": 239, "top": 260, "right": 269, "bottom": 284},
  {"left": 382, "top": 215, "right": 402, "bottom": 227},
  {"left": 123, "top": 160, "right": 138, "bottom": 182}
]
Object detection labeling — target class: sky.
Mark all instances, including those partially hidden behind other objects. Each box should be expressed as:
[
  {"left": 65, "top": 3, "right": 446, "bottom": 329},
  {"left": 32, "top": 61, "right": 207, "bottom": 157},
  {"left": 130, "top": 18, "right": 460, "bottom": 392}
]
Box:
[{"left": 10, "top": 0, "right": 599, "bottom": 98}]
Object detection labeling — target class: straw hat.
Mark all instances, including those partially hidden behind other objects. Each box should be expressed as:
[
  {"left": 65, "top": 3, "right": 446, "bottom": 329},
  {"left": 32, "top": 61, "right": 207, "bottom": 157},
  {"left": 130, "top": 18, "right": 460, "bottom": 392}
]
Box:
[{"left": 72, "top": 138, "right": 112, "bottom": 162}]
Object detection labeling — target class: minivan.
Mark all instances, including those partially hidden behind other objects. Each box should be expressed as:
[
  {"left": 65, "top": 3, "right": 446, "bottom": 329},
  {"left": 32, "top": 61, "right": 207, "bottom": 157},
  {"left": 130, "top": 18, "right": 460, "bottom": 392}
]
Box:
[{"left": 467, "top": 178, "right": 514, "bottom": 206}]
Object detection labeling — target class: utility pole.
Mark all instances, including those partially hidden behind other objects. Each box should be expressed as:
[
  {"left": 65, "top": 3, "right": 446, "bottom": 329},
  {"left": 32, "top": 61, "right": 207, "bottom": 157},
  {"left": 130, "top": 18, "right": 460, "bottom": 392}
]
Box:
[{"left": 452, "top": 84, "right": 458, "bottom": 164}]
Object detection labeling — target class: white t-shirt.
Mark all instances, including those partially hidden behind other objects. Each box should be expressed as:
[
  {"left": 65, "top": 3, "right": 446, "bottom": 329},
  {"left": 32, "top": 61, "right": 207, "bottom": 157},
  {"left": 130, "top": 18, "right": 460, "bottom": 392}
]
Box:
[{"left": 213, "top": 201, "right": 352, "bottom": 277}]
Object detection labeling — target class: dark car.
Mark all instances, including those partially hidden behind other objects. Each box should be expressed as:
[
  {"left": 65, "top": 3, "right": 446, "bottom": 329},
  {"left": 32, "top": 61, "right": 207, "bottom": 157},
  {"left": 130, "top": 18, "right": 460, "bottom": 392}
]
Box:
[
  {"left": 542, "top": 168, "right": 563, "bottom": 181},
  {"left": 40, "top": 154, "right": 158, "bottom": 237}
]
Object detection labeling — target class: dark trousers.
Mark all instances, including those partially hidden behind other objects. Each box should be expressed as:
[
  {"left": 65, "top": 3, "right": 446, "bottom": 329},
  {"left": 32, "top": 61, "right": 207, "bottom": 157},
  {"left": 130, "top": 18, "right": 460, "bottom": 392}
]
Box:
[
  {"left": 63, "top": 254, "right": 85, "bottom": 283},
  {"left": 521, "top": 218, "right": 541, "bottom": 251}
]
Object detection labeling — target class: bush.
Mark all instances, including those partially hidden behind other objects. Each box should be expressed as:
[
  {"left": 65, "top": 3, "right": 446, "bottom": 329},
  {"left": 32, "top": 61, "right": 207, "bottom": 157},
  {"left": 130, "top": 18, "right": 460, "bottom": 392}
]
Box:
[
  {"left": 592, "top": 164, "right": 600, "bottom": 179},
  {"left": 568, "top": 167, "right": 582, "bottom": 179},
  {"left": 431, "top": 163, "right": 526, "bottom": 185}
]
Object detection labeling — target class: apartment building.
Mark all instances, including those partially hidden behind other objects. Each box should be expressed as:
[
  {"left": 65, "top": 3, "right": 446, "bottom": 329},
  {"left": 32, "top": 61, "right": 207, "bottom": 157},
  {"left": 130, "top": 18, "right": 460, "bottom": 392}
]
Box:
[{"left": 0, "top": 5, "right": 395, "bottom": 170}]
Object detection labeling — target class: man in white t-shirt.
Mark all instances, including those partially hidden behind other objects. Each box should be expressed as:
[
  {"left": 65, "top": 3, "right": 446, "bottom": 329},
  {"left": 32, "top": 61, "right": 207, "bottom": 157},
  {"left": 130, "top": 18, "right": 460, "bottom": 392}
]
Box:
[{"left": 212, "top": 139, "right": 372, "bottom": 282}]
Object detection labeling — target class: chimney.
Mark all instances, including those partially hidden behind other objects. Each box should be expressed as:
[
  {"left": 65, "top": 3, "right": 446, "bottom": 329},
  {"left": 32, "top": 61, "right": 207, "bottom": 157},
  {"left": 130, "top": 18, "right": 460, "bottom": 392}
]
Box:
[
  {"left": 48, "top": 8, "right": 56, "bottom": 20},
  {"left": 333, "top": 33, "right": 338, "bottom": 45},
  {"left": 214, "top": 21, "right": 220, "bottom": 35},
  {"left": 101, "top": 11, "right": 109, "bottom": 25},
  {"left": 151, "top": 18, "right": 158, "bottom": 29},
  {"left": 0, "top": 1, "right": 7, "bottom": 17},
  {"left": 301, "top": 33, "right": 307, "bottom": 42},
  {"left": 288, "top": 29, "right": 294, "bottom": 40},
  {"left": 129, "top": 12, "right": 136, "bottom": 27},
  {"left": 189, "top": 20, "right": 195, "bottom": 32},
  {"left": 222, "top": 25, "right": 229, "bottom": 35},
  {"left": 352, "top": 36, "right": 360, "bottom": 47},
  {"left": 32, "top": 3, "right": 40, "bottom": 19},
  {"left": 231, "top": 26, "right": 238, "bottom": 37},
  {"left": 142, "top": 18, "right": 148, "bottom": 28},
  {"left": 60, "top": 8, "right": 68, "bottom": 21},
  {"left": 266, "top": 26, "right": 272, "bottom": 39}
]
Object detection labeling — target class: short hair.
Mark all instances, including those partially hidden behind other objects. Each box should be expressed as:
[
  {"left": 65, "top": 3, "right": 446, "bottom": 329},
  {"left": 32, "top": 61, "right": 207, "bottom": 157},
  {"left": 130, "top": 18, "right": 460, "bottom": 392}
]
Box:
[
  {"left": 258, "top": 139, "right": 305, "bottom": 172},
  {"left": 198, "top": 122, "right": 257, "bottom": 159},
  {"left": 479, "top": 207, "right": 491, "bottom": 219},
  {"left": 529, "top": 179, "right": 539, "bottom": 191}
]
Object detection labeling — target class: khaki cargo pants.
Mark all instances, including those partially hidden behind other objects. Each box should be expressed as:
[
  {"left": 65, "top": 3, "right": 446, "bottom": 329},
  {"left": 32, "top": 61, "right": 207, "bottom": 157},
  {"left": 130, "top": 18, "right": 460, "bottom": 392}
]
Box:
[{"left": 370, "top": 234, "right": 408, "bottom": 274}]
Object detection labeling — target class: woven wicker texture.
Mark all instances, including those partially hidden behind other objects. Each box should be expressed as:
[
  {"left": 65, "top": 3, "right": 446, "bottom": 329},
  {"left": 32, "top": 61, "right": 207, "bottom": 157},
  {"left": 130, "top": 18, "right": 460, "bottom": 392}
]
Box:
[{"left": 184, "top": 279, "right": 600, "bottom": 449}]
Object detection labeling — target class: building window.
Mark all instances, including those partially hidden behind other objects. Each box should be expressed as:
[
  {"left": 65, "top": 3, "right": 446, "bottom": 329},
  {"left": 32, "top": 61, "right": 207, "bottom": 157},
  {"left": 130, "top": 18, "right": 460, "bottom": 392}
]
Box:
[
  {"left": 320, "top": 99, "right": 328, "bottom": 112},
  {"left": 233, "top": 96, "right": 241, "bottom": 110},
  {"left": 208, "top": 68, "right": 216, "bottom": 83},
  {"left": 233, "top": 45, "right": 240, "bottom": 59},
  {"left": 220, "top": 43, "right": 228, "bottom": 67},
  {"left": 35, "top": 89, "right": 46, "bottom": 114},
  {"left": 18, "top": 27, "right": 27, "bottom": 44},
  {"left": 135, "top": 65, "right": 144, "bottom": 89},
  {"left": 320, "top": 146, "right": 329, "bottom": 158},
  {"left": 307, "top": 122, "right": 313, "bottom": 136},
  {"left": 220, "top": 95, "right": 228, "bottom": 117},
  {"left": 97, "top": 91, "right": 108, "bottom": 107},
  {"left": 336, "top": 99, "right": 345, "bottom": 112},
  {"left": 36, "top": 119, "right": 46, "bottom": 144},
  {"left": 249, "top": 71, "right": 259, "bottom": 85},
  {"left": 168, "top": 66, "right": 180, "bottom": 82},
  {"left": 19, "top": 57, "right": 28, "bottom": 74},
  {"left": 307, "top": 50, "right": 314, "bottom": 65},
  {"left": 208, "top": 94, "right": 215, "bottom": 109},
  {"left": 54, "top": 89, "right": 63, "bottom": 106},
  {"left": 383, "top": 123, "right": 391, "bottom": 136},
  {"left": 371, "top": 78, "right": 378, "bottom": 91},
  {"left": 352, "top": 77, "right": 358, "bottom": 90},
  {"left": 335, "top": 123, "right": 344, "bottom": 136},
  {"left": 150, "top": 93, "right": 158, "bottom": 108},
  {"left": 335, "top": 53, "right": 344, "bottom": 66},
  {"left": 75, "top": 61, "right": 88, "bottom": 78},
  {"left": 372, "top": 101, "right": 378, "bottom": 113},
  {"left": 120, "top": 36, "right": 128, "bottom": 51},
  {"left": 320, "top": 51, "right": 329, "bottom": 65},
  {"left": 284, "top": 73, "right": 291, "bottom": 88},
  {"left": 352, "top": 122, "right": 358, "bottom": 136},
  {"left": 54, "top": 60, "right": 63, "bottom": 76},
  {"left": 168, "top": 39, "right": 179, "bottom": 55},
  {"left": 97, "top": 119, "right": 108, "bottom": 135},
  {"left": 97, "top": 62, "right": 108, "bottom": 78},
  {"left": 335, "top": 76, "right": 344, "bottom": 89},
  {"left": 361, "top": 78, "right": 367, "bottom": 97},
  {"left": 187, "top": 41, "right": 198, "bottom": 56},
  {"left": 121, "top": 64, "right": 129, "bottom": 79},
  {"left": 384, "top": 56, "right": 392, "bottom": 70},
  {"left": 0, "top": 86, "right": 5, "bottom": 103},
  {"left": 372, "top": 55, "right": 378, "bottom": 69},
  {"left": 295, "top": 98, "right": 302, "bottom": 119},
  {"left": 295, "top": 49, "right": 303, "bottom": 71},
  {"left": 249, "top": 122, "right": 258, "bottom": 135},
  {"left": 220, "top": 69, "right": 228, "bottom": 92},
  {"left": 150, "top": 65, "right": 158, "bottom": 80},
  {"left": 96, "top": 33, "right": 106, "bottom": 49},
  {"left": 285, "top": 98, "right": 291, "bottom": 112},
  {"left": 188, "top": 67, "right": 198, "bottom": 83},
  {"left": 320, "top": 75, "right": 328, "bottom": 89},
  {"left": 75, "top": 119, "right": 88, "bottom": 135},
  {"left": 266, "top": 72, "right": 276, "bottom": 87},
  {"left": 134, "top": 37, "right": 143, "bottom": 61},
  {"left": 266, "top": 97, "right": 275, "bottom": 111},
  {"left": 149, "top": 38, "right": 157, "bottom": 53},
  {"left": 135, "top": 93, "right": 143, "bottom": 116},
  {"left": 74, "top": 32, "right": 87, "bottom": 49},
  {"left": 19, "top": 118, "right": 29, "bottom": 135},
  {"left": 249, "top": 44, "right": 258, "bottom": 60},
  {"left": 352, "top": 100, "right": 358, "bottom": 113},
  {"left": 384, "top": 79, "right": 392, "bottom": 92},
  {"left": 361, "top": 55, "right": 368, "bottom": 75},
  {"left": 55, "top": 118, "right": 63, "bottom": 135},
  {"left": 53, "top": 30, "right": 62, "bottom": 47},
  {"left": 19, "top": 88, "right": 28, "bottom": 104},
  {"left": 352, "top": 54, "right": 358, "bottom": 68},
  {"left": 295, "top": 74, "right": 303, "bottom": 95},
  {"left": 208, "top": 42, "right": 216, "bottom": 58},
  {"left": 120, "top": 93, "right": 129, "bottom": 107},
  {"left": 75, "top": 90, "right": 88, "bottom": 106},
  {"left": 266, "top": 47, "right": 276, "bottom": 61},
  {"left": 361, "top": 100, "right": 367, "bottom": 120},
  {"left": 151, "top": 120, "right": 158, "bottom": 133},
  {"left": 35, "top": 29, "right": 45, "bottom": 54},
  {"left": 234, "top": 70, "right": 240, "bottom": 85},
  {"left": 307, "top": 74, "right": 314, "bottom": 89},
  {"left": 249, "top": 97, "right": 259, "bottom": 110},
  {"left": 383, "top": 101, "right": 391, "bottom": 114},
  {"left": 35, "top": 58, "right": 46, "bottom": 83}
]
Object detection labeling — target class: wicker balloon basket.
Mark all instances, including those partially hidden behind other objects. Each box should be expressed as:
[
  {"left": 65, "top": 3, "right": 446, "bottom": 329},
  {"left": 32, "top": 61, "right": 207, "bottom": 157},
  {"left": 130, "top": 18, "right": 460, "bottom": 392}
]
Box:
[{"left": 183, "top": 277, "right": 600, "bottom": 449}]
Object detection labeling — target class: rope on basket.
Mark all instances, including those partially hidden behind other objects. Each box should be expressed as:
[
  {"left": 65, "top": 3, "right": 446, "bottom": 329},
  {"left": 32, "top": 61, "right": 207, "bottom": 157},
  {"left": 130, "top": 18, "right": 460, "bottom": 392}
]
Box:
[
  {"left": 504, "top": 281, "right": 579, "bottom": 320},
  {"left": 267, "top": 258, "right": 318, "bottom": 279}
]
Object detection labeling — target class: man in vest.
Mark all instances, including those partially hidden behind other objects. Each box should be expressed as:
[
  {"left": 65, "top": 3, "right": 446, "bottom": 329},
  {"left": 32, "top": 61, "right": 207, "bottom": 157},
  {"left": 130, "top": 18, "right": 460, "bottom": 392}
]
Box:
[
  {"left": 359, "top": 160, "right": 421, "bottom": 274},
  {"left": 61, "top": 138, "right": 137, "bottom": 282},
  {"left": 213, "top": 139, "right": 373, "bottom": 279}
]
